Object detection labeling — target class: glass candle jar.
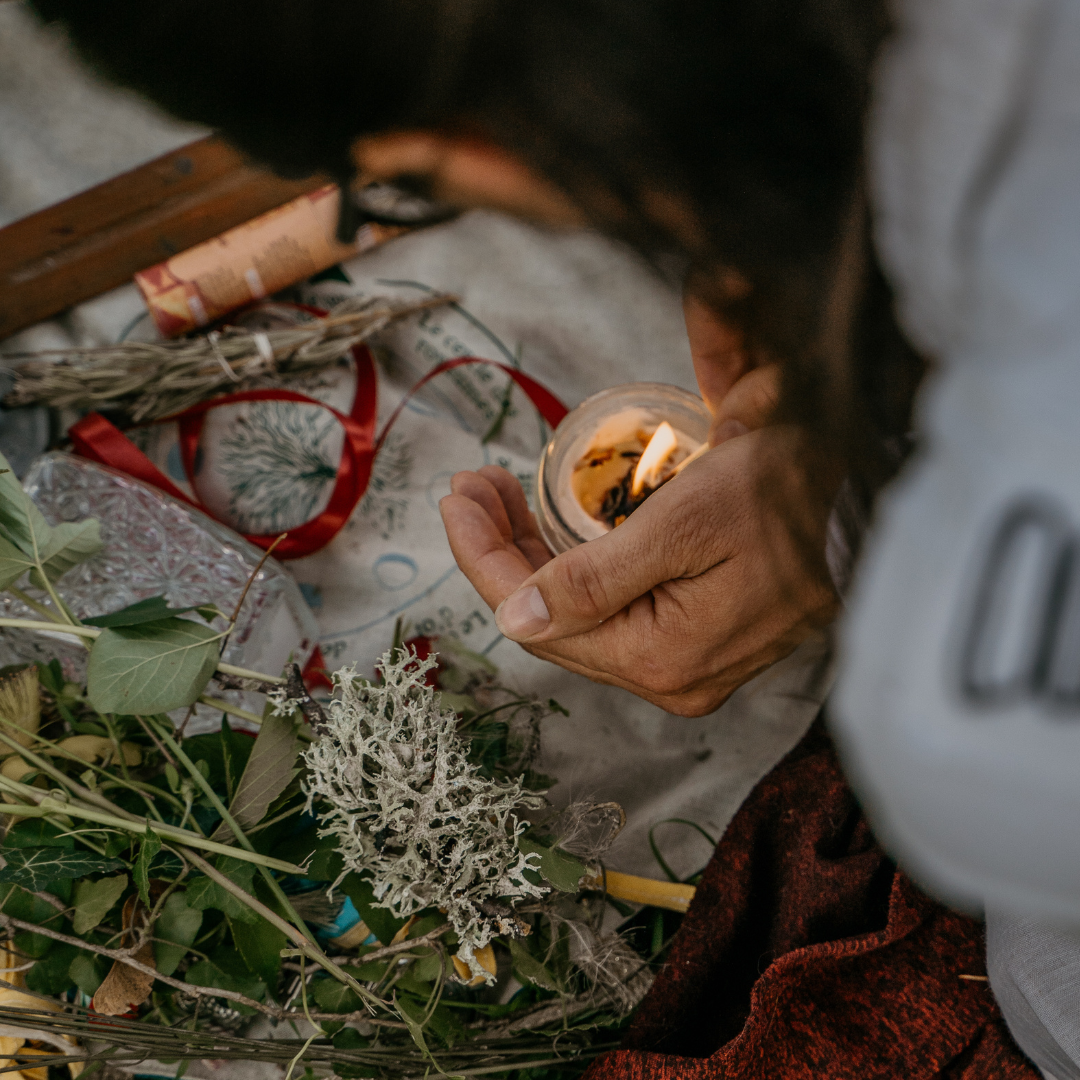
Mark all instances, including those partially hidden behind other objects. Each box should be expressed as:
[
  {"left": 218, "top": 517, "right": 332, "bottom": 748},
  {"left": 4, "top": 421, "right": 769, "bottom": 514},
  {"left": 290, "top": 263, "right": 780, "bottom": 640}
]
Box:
[{"left": 534, "top": 382, "right": 711, "bottom": 554}]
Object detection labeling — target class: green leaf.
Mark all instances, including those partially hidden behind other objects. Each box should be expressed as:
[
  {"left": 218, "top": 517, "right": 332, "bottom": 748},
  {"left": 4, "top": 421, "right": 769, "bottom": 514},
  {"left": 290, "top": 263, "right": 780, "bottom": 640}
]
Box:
[
  {"left": 312, "top": 977, "right": 363, "bottom": 1014},
  {"left": 419, "top": 1002, "right": 466, "bottom": 1049},
  {"left": 517, "top": 837, "right": 586, "bottom": 893},
  {"left": 306, "top": 846, "right": 344, "bottom": 883},
  {"left": 219, "top": 717, "right": 247, "bottom": 802},
  {"left": 331, "top": 1025, "right": 377, "bottom": 1075},
  {"left": 31, "top": 517, "right": 102, "bottom": 586},
  {"left": 13, "top": 930, "right": 52, "bottom": 959},
  {"left": 26, "top": 942, "right": 81, "bottom": 995},
  {"left": 330, "top": 1026, "right": 374, "bottom": 1077},
  {"left": 4, "top": 818, "right": 74, "bottom": 851},
  {"left": 86, "top": 616, "right": 221, "bottom": 714},
  {"left": 70, "top": 951, "right": 110, "bottom": 997},
  {"left": 0, "top": 883, "right": 65, "bottom": 928},
  {"left": 340, "top": 874, "right": 407, "bottom": 946},
  {"left": 229, "top": 914, "right": 286, "bottom": 993},
  {"left": 0, "top": 454, "right": 53, "bottom": 558},
  {"left": 71, "top": 874, "right": 127, "bottom": 934},
  {"left": 83, "top": 596, "right": 216, "bottom": 628},
  {"left": 185, "top": 857, "right": 259, "bottom": 924},
  {"left": 331, "top": 1027, "right": 366, "bottom": 1049},
  {"left": 411, "top": 946, "right": 444, "bottom": 983},
  {"left": 134, "top": 825, "right": 162, "bottom": 908},
  {"left": 395, "top": 994, "right": 434, "bottom": 1060},
  {"left": 0, "top": 848, "right": 125, "bottom": 892},
  {"left": 507, "top": 938, "right": 562, "bottom": 992},
  {"left": 212, "top": 700, "right": 300, "bottom": 840},
  {"left": 185, "top": 947, "right": 265, "bottom": 1011},
  {"left": 0, "top": 451, "right": 101, "bottom": 586},
  {"left": 154, "top": 891, "right": 203, "bottom": 977},
  {"left": 0, "top": 534, "right": 37, "bottom": 590},
  {"left": 342, "top": 957, "right": 390, "bottom": 982}
]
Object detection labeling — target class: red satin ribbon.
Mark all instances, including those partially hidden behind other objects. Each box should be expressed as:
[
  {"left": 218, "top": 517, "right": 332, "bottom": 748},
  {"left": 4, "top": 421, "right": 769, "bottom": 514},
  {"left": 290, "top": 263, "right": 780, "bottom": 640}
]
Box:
[{"left": 69, "top": 350, "right": 567, "bottom": 561}]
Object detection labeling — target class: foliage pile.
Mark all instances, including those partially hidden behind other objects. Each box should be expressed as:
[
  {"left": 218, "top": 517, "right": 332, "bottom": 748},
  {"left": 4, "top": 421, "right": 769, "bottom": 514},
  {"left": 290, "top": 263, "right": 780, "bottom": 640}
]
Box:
[{"left": 0, "top": 449, "right": 664, "bottom": 1080}]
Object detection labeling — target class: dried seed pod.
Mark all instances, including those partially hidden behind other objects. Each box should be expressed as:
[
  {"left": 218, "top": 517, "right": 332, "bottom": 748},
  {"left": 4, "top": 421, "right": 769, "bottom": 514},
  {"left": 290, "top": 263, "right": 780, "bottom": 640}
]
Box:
[{"left": 0, "top": 668, "right": 39, "bottom": 752}]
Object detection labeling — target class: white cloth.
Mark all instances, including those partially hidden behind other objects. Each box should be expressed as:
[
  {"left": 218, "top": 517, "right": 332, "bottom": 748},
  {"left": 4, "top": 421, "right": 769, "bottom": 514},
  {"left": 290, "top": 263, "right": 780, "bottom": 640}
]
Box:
[{"left": 987, "top": 906, "right": 1080, "bottom": 1080}]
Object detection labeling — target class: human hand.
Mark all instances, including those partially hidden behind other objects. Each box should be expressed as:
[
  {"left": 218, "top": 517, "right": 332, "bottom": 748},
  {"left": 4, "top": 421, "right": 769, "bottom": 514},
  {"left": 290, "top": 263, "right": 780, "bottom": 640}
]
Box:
[{"left": 439, "top": 418, "right": 839, "bottom": 716}]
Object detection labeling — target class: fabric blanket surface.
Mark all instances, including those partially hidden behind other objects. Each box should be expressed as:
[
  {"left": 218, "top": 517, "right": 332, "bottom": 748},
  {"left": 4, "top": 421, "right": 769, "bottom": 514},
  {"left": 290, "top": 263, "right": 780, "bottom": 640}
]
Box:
[{"left": 584, "top": 718, "right": 1039, "bottom": 1080}]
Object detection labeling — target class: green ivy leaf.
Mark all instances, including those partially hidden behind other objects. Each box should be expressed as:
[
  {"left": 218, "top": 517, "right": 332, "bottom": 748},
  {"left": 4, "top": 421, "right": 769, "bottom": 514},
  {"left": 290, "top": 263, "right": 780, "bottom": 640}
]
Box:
[
  {"left": 184, "top": 948, "right": 265, "bottom": 1012},
  {"left": 86, "top": 617, "right": 221, "bottom": 714},
  {"left": 83, "top": 596, "right": 215, "bottom": 628},
  {"left": 134, "top": 825, "right": 162, "bottom": 908},
  {"left": 312, "top": 977, "right": 363, "bottom": 1014},
  {"left": 212, "top": 700, "right": 300, "bottom": 840},
  {"left": 71, "top": 874, "right": 127, "bottom": 934},
  {"left": 4, "top": 819, "right": 74, "bottom": 851},
  {"left": 69, "top": 951, "right": 110, "bottom": 997},
  {"left": 26, "top": 942, "right": 80, "bottom": 996},
  {"left": 0, "top": 883, "right": 65, "bottom": 928},
  {"left": 0, "top": 848, "right": 126, "bottom": 892},
  {"left": 229, "top": 914, "right": 287, "bottom": 995},
  {"left": 154, "top": 891, "right": 203, "bottom": 977},
  {"left": 185, "top": 857, "right": 259, "bottom": 924},
  {"left": 342, "top": 957, "right": 390, "bottom": 982},
  {"left": 507, "top": 938, "right": 562, "bottom": 992},
  {"left": 330, "top": 1025, "right": 377, "bottom": 1076},
  {"left": 30, "top": 518, "right": 102, "bottom": 586},
  {"left": 517, "top": 837, "right": 586, "bottom": 893},
  {"left": 330, "top": 1025, "right": 376, "bottom": 1077}
]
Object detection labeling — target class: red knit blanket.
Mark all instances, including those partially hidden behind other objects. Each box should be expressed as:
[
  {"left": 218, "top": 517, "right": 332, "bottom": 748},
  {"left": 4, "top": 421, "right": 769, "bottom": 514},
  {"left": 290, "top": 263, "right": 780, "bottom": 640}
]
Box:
[{"left": 585, "top": 719, "right": 1038, "bottom": 1080}]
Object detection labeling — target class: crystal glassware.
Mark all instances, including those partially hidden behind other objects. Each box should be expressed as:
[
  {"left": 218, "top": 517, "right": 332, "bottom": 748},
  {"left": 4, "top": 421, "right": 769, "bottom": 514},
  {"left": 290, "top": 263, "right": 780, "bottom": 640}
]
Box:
[{"left": 0, "top": 453, "right": 319, "bottom": 733}]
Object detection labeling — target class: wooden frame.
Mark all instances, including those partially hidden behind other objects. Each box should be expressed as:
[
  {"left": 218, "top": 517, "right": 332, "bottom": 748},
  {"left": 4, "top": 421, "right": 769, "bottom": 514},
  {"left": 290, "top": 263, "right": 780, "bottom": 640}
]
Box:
[{"left": 0, "top": 137, "right": 325, "bottom": 340}]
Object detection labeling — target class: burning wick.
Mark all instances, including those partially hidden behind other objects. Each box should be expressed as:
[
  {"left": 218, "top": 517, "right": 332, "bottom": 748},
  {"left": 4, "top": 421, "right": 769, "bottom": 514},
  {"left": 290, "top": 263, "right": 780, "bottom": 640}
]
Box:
[
  {"left": 631, "top": 422, "right": 679, "bottom": 496},
  {"left": 571, "top": 416, "right": 704, "bottom": 530}
]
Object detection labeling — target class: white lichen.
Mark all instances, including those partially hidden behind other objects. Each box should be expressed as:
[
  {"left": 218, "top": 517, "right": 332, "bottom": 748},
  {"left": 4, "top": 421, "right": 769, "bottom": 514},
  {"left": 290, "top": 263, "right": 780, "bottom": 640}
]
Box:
[{"left": 301, "top": 648, "right": 549, "bottom": 980}]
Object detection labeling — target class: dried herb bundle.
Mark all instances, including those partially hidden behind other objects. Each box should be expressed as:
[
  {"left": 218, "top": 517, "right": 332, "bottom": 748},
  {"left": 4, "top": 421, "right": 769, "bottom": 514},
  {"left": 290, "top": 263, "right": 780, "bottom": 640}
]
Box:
[{"left": 2, "top": 294, "right": 452, "bottom": 422}]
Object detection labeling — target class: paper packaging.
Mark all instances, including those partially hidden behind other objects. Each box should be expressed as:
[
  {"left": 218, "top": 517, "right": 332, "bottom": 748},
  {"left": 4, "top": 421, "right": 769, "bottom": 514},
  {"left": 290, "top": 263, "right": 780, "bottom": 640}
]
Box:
[{"left": 135, "top": 184, "right": 404, "bottom": 337}]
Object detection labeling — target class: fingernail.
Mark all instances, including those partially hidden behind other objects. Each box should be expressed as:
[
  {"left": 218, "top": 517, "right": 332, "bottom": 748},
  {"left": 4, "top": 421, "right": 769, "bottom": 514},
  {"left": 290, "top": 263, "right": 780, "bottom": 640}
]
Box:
[{"left": 495, "top": 586, "right": 550, "bottom": 640}]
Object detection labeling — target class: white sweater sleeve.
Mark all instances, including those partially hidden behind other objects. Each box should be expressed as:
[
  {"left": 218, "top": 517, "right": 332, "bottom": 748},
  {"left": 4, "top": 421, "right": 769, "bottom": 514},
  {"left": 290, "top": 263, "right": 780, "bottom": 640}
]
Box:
[{"left": 834, "top": 0, "right": 1080, "bottom": 951}]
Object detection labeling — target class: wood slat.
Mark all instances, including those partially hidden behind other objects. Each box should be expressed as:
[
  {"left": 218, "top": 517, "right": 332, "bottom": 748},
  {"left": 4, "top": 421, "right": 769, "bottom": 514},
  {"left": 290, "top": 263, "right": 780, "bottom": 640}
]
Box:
[{"left": 0, "top": 137, "right": 326, "bottom": 340}]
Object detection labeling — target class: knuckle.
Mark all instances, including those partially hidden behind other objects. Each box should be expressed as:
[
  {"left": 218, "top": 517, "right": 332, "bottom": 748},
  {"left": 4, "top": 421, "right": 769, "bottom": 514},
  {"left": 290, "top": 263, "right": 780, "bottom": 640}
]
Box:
[{"left": 549, "top": 552, "right": 612, "bottom": 620}]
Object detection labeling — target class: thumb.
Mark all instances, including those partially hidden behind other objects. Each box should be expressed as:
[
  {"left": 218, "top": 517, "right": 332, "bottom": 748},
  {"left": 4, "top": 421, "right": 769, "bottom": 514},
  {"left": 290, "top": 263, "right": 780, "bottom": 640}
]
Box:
[
  {"left": 494, "top": 468, "right": 722, "bottom": 643},
  {"left": 710, "top": 363, "right": 781, "bottom": 443}
]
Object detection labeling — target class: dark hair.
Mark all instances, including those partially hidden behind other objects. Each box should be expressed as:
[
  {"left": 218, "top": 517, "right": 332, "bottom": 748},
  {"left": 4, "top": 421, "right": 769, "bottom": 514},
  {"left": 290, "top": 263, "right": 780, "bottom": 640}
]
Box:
[{"left": 31, "top": 0, "right": 923, "bottom": 506}]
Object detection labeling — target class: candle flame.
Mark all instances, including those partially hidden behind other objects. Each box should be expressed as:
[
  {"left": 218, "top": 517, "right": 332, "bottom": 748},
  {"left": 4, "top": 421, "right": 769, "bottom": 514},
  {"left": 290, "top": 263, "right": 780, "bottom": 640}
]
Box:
[{"left": 631, "top": 421, "right": 678, "bottom": 496}]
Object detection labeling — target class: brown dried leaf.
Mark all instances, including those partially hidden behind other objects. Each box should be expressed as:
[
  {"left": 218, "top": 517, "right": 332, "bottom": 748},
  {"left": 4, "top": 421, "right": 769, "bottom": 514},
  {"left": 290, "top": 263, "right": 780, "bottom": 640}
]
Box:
[
  {"left": 91, "top": 942, "right": 154, "bottom": 1016},
  {"left": 91, "top": 894, "right": 156, "bottom": 1016}
]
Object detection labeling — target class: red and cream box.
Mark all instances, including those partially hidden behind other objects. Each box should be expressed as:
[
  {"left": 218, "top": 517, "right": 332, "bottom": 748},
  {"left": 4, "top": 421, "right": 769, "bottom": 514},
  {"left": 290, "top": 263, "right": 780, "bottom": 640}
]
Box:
[{"left": 135, "top": 185, "right": 403, "bottom": 337}]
